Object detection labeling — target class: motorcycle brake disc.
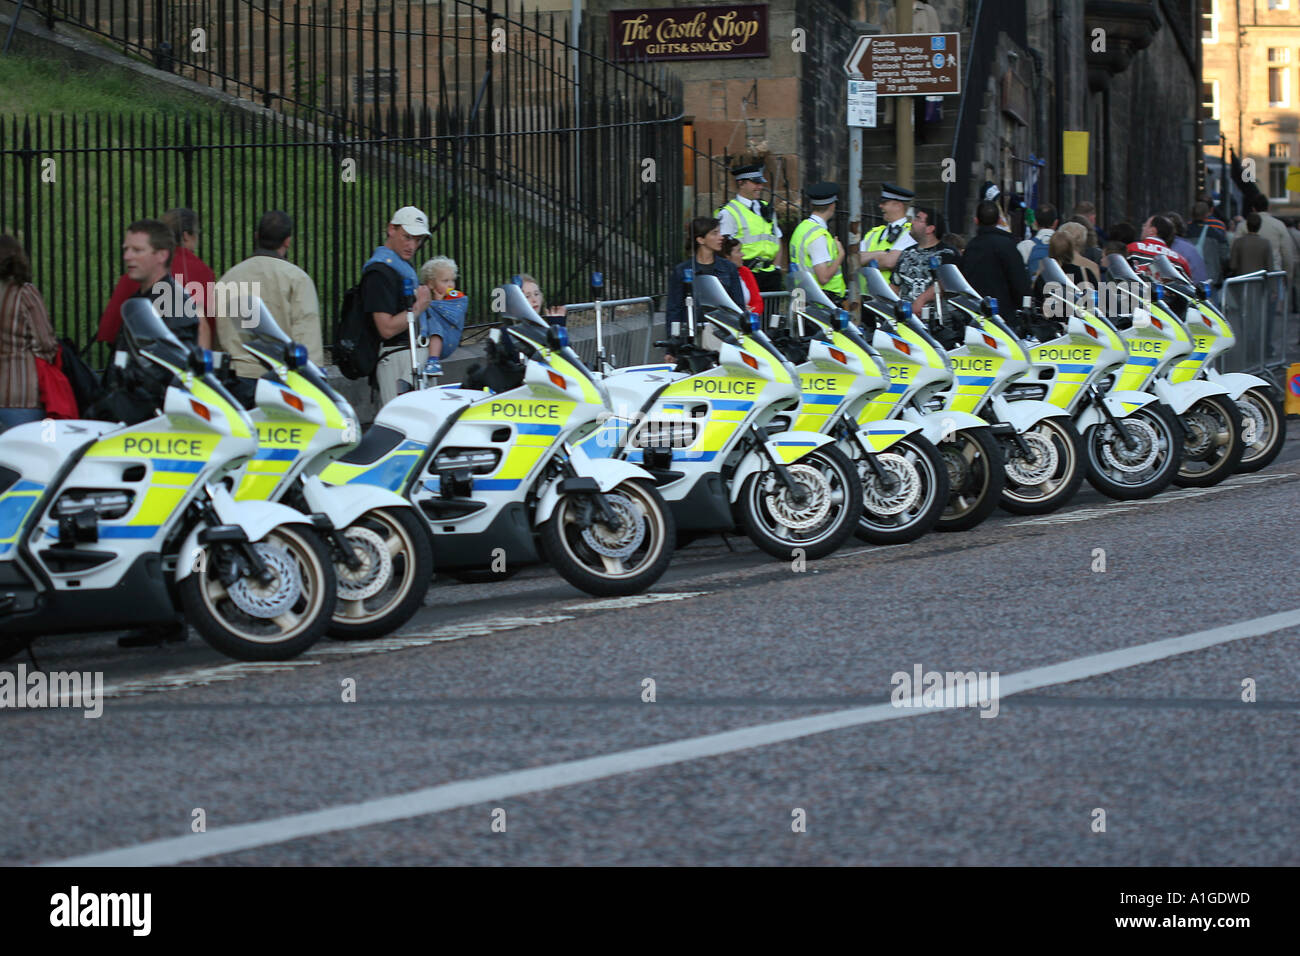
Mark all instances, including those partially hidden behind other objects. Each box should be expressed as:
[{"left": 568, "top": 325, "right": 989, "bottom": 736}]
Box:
[
  {"left": 764, "top": 463, "right": 832, "bottom": 531},
  {"left": 581, "top": 492, "right": 646, "bottom": 558},
  {"left": 336, "top": 525, "right": 393, "bottom": 601},
  {"left": 1180, "top": 408, "right": 1219, "bottom": 460},
  {"left": 227, "top": 541, "right": 303, "bottom": 619},
  {"left": 1099, "top": 416, "right": 1159, "bottom": 474},
  {"left": 1004, "top": 430, "right": 1058, "bottom": 486},
  {"left": 861, "top": 452, "right": 921, "bottom": 516}
]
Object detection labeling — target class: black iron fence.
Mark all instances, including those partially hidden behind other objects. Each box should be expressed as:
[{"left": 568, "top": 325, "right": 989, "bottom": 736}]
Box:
[{"left": 1, "top": 0, "right": 683, "bottom": 351}]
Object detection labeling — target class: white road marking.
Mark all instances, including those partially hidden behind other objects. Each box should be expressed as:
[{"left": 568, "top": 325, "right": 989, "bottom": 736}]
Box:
[
  {"left": 566, "top": 591, "right": 710, "bottom": 611},
  {"left": 1010, "top": 472, "right": 1296, "bottom": 526},
  {"left": 48, "top": 605, "right": 1300, "bottom": 867}
]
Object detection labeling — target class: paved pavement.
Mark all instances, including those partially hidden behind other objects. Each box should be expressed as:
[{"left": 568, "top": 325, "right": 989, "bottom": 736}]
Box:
[{"left": 4, "top": 430, "right": 1299, "bottom": 866}]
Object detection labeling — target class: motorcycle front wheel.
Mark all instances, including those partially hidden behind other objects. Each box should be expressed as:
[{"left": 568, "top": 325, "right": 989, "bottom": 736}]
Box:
[
  {"left": 1085, "top": 404, "right": 1183, "bottom": 500},
  {"left": 934, "top": 428, "right": 1005, "bottom": 532},
  {"left": 180, "top": 524, "right": 336, "bottom": 661},
  {"left": 999, "top": 417, "right": 1086, "bottom": 515},
  {"left": 853, "top": 435, "right": 949, "bottom": 544},
  {"left": 1234, "top": 385, "right": 1286, "bottom": 473},
  {"left": 738, "top": 444, "right": 861, "bottom": 560},
  {"left": 1173, "top": 395, "right": 1244, "bottom": 487},
  {"left": 328, "top": 507, "right": 433, "bottom": 641},
  {"left": 541, "top": 478, "right": 675, "bottom": 596}
]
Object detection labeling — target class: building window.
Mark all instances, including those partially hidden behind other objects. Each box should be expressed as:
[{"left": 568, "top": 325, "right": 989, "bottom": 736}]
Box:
[
  {"left": 1201, "top": 0, "right": 1218, "bottom": 43},
  {"left": 1268, "top": 143, "right": 1291, "bottom": 202},
  {"left": 1267, "top": 52, "right": 1290, "bottom": 107},
  {"left": 1202, "top": 80, "right": 1219, "bottom": 120},
  {"left": 1266, "top": 0, "right": 1289, "bottom": 10}
]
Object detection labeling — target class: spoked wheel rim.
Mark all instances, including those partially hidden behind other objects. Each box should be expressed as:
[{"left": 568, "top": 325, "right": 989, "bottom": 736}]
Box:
[
  {"left": 556, "top": 483, "right": 667, "bottom": 580},
  {"left": 1002, "top": 420, "right": 1073, "bottom": 504},
  {"left": 857, "top": 444, "right": 935, "bottom": 532},
  {"left": 747, "top": 451, "right": 853, "bottom": 547},
  {"left": 1236, "top": 390, "right": 1280, "bottom": 465},
  {"left": 333, "top": 511, "right": 419, "bottom": 627},
  {"left": 1090, "top": 411, "right": 1174, "bottom": 485},
  {"left": 941, "top": 433, "right": 991, "bottom": 519},
  {"left": 1178, "top": 399, "right": 1235, "bottom": 478},
  {"left": 198, "top": 528, "right": 328, "bottom": 644}
]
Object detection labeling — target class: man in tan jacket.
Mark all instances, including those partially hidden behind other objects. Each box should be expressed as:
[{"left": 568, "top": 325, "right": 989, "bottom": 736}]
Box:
[{"left": 214, "top": 211, "right": 324, "bottom": 401}]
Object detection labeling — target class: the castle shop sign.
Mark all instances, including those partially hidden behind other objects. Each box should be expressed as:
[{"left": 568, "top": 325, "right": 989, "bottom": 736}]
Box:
[{"left": 610, "top": 5, "right": 768, "bottom": 62}]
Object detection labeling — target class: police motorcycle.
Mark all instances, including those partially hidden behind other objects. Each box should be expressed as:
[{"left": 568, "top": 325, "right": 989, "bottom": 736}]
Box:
[
  {"left": 578, "top": 271, "right": 862, "bottom": 560},
  {"left": 1141, "top": 255, "right": 1285, "bottom": 474},
  {"left": 1104, "top": 254, "right": 1245, "bottom": 487},
  {"left": 1006, "top": 258, "right": 1183, "bottom": 500},
  {"left": 227, "top": 299, "right": 434, "bottom": 640},
  {"left": 0, "top": 299, "right": 336, "bottom": 661},
  {"left": 856, "top": 265, "right": 1005, "bottom": 532},
  {"left": 918, "top": 264, "right": 1087, "bottom": 519},
  {"left": 320, "top": 282, "right": 675, "bottom": 596},
  {"left": 764, "top": 266, "right": 949, "bottom": 545}
]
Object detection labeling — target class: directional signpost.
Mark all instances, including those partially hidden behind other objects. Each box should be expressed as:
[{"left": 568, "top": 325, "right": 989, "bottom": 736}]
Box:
[{"left": 843, "top": 33, "right": 962, "bottom": 97}]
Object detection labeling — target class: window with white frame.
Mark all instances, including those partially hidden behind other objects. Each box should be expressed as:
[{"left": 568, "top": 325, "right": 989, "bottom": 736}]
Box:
[
  {"left": 1266, "top": 0, "right": 1289, "bottom": 11},
  {"left": 1202, "top": 80, "right": 1219, "bottom": 120},
  {"left": 1267, "top": 50, "right": 1290, "bottom": 107},
  {"left": 1268, "top": 143, "right": 1291, "bottom": 201},
  {"left": 1201, "top": 0, "right": 1218, "bottom": 43}
]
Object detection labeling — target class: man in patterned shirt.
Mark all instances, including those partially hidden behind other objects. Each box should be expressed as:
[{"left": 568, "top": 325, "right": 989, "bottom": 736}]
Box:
[{"left": 891, "top": 207, "right": 960, "bottom": 317}]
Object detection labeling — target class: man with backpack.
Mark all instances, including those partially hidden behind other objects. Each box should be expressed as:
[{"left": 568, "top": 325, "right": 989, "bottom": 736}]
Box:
[
  {"left": 1017, "top": 203, "right": 1058, "bottom": 282},
  {"left": 336, "top": 206, "right": 432, "bottom": 405},
  {"left": 1189, "top": 201, "right": 1229, "bottom": 289}
]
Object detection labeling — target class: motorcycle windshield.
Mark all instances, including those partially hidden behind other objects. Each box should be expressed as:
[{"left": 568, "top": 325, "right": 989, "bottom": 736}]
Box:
[
  {"left": 1103, "top": 253, "right": 1141, "bottom": 283},
  {"left": 936, "top": 263, "right": 980, "bottom": 298},
  {"left": 694, "top": 273, "right": 745, "bottom": 330},
  {"left": 120, "top": 297, "right": 189, "bottom": 370},
  {"left": 499, "top": 282, "right": 548, "bottom": 329},
  {"left": 1150, "top": 254, "right": 1196, "bottom": 293},
  {"left": 790, "top": 265, "right": 835, "bottom": 308},
  {"left": 237, "top": 297, "right": 293, "bottom": 350},
  {"left": 861, "top": 266, "right": 899, "bottom": 303},
  {"left": 1039, "top": 257, "right": 1077, "bottom": 292}
]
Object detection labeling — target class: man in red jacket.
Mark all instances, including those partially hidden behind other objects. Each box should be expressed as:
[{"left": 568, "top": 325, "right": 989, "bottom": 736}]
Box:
[
  {"left": 1126, "top": 215, "right": 1191, "bottom": 275},
  {"left": 96, "top": 208, "right": 215, "bottom": 348}
]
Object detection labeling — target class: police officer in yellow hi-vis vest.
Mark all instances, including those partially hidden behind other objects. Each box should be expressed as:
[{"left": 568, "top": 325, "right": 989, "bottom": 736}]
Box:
[
  {"left": 715, "top": 163, "right": 784, "bottom": 293},
  {"left": 857, "top": 182, "right": 916, "bottom": 291},
  {"left": 789, "top": 182, "right": 847, "bottom": 304}
]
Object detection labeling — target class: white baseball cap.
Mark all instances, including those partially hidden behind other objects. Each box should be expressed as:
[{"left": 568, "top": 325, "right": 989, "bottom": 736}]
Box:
[{"left": 390, "top": 205, "right": 430, "bottom": 237}]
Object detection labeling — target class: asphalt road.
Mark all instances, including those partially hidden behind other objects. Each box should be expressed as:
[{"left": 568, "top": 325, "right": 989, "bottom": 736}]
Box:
[{"left": 4, "top": 431, "right": 1299, "bottom": 866}]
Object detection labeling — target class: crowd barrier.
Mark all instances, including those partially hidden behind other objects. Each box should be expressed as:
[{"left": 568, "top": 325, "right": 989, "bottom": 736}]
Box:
[{"left": 1219, "top": 270, "right": 1295, "bottom": 388}]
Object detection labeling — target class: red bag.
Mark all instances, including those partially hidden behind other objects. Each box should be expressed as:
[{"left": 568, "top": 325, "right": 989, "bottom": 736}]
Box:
[{"left": 35, "top": 349, "right": 78, "bottom": 419}]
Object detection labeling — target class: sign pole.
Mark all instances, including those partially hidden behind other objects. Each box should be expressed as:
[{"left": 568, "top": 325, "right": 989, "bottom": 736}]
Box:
[
  {"left": 896, "top": 1, "right": 914, "bottom": 191},
  {"left": 849, "top": 119, "right": 863, "bottom": 303}
]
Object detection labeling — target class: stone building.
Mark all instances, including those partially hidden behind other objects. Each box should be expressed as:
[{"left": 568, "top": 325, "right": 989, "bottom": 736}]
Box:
[{"left": 1201, "top": 0, "right": 1300, "bottom": 219}]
